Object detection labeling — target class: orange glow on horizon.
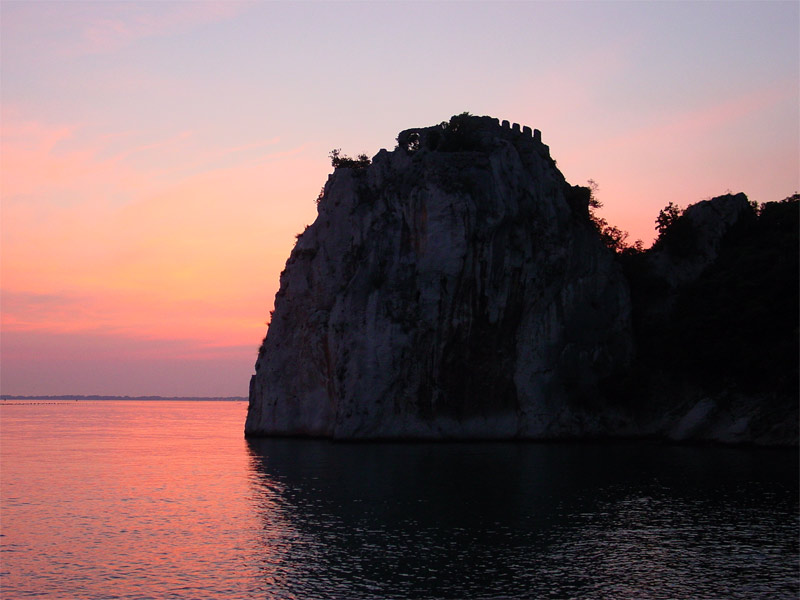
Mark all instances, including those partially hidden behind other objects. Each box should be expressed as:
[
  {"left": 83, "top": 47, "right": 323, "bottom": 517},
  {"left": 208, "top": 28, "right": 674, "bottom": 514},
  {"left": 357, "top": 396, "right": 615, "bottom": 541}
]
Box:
[{"left": 1, "top": 111, "right": 323, "bottom": 379}]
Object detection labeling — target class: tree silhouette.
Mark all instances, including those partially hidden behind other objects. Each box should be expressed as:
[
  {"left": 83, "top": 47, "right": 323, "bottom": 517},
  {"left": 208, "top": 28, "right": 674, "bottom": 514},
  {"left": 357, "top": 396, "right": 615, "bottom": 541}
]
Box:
[{"left": 655, "top": 202, "right": 683, "bottom": 235}]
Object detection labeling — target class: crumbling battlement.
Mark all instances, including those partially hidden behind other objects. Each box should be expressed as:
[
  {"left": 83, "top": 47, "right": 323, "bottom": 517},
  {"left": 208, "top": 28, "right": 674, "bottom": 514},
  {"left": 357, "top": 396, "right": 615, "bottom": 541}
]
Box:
[
  {"left": 498, "top": 118, "right": 548, "bottom": 154},
  {"left": 499, "top": 118, "right": 540, "bottom": 141},
  {"left": 396, "top": 114, "right": 550, "bottom": 159}
]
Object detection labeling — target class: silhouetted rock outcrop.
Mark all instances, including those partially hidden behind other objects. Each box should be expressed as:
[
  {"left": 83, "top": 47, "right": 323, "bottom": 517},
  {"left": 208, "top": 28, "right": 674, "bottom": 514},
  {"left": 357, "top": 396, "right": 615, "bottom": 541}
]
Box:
[
  {"left": 245, "top": 115, "right": 798, "bottom": 445},
  {"left": 246, "top": 115, "right": 633, "bottom": 439},
  {"left": 647, "top": 193, "right": 752, "bottom": 287},
  {"left": 621, "top": 194, "right": 799, "bottom": 445}
]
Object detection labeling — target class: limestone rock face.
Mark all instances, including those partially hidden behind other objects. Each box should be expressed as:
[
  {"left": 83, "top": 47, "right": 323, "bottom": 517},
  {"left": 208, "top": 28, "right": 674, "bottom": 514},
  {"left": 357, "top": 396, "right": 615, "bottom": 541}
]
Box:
[{"left": 245, "top": 116, "right": 633, "bottom": 439}]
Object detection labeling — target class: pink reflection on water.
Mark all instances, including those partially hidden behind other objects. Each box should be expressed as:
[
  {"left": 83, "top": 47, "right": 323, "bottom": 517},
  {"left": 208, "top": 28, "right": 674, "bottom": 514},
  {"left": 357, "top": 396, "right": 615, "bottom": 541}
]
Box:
[{"left": 0, "top": 400, "right": 272, "bottom": 598}]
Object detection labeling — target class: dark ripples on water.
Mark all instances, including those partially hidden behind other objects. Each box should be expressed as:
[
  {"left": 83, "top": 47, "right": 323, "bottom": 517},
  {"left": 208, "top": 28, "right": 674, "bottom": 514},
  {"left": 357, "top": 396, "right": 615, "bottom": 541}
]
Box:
[
  {"left": 1, "top": 401, "right": 797, "bottom": 599},
  {"left": 245, "top": 440, "right": 798, "bottom": 600}
]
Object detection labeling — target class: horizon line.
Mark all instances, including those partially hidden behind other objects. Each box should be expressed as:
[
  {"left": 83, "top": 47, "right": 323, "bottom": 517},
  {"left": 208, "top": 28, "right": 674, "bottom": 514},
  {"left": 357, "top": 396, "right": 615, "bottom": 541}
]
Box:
[{"left": 1, "top": 394, "right": 248, "bottom": 401}]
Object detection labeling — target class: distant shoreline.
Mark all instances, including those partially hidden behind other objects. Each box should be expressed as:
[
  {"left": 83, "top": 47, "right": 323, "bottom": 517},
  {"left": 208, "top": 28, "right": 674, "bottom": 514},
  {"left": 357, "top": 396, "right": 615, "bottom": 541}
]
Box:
[{"left": 0, "top": 395, "right": 247, "bottom": 401}]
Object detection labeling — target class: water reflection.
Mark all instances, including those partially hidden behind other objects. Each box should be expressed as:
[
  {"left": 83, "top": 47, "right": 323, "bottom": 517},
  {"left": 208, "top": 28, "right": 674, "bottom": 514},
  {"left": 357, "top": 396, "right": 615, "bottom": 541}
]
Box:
[{"left": 246, "top": 440, "right": 799, "bottom": 599}]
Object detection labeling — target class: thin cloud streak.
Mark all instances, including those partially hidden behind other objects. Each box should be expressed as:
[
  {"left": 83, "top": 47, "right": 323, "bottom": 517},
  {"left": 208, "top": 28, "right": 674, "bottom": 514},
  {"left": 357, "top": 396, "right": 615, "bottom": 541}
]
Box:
[
  {"left": 2, "top": 1, "right": 249, "bottom": 60},
  {"left": 604, "top": 83, "right": 795, "bottom": 152},
  {"left": 1, "top": 116, "right": 320, "bottom": 364}
]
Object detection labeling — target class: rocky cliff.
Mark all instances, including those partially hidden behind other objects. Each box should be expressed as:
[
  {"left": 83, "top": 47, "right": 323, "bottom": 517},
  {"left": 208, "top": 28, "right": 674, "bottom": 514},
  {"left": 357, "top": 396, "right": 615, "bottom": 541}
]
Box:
[
  {"left": 246, "top": 115, "right": 633, "bottom": 439},
  {"left": 620, "top": 193, "right": 799, "bottom": 445},
  {"left": 245, "top": 115, "right": 798, "bottom": 444}
]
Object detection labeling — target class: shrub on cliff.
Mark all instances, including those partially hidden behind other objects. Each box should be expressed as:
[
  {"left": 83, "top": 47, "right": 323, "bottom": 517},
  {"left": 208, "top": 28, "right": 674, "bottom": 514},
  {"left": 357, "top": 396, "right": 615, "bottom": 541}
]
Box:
[
  {"left": 581, "top": 179, "right": 642, "bottom": 254},
  {"left": 651, "top": 201, "right": 701, "bottom": 257},
  {"left": 329, "top": 149, "right": 371, "bottom": 170},
  {"left": 655, "top": 201, "right": 683, "bottom": 235}
]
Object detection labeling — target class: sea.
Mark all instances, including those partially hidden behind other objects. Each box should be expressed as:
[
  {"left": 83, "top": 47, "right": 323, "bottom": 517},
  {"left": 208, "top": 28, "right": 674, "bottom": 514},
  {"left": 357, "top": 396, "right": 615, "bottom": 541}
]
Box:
[{"left": 1, "top": 400, "right": 797, "bottom": 599}]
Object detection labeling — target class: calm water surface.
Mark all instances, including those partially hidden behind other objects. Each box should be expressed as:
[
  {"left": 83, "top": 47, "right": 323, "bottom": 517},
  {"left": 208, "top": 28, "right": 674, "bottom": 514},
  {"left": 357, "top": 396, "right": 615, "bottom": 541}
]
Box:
[{"left": 1, "top": 400, "right": 797, "bottom": 599}]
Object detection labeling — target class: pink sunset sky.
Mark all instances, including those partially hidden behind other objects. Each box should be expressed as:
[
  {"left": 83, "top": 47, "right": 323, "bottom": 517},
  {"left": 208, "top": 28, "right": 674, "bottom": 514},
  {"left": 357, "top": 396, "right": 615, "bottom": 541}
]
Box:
[{"left": 1, "top": 1, "right": 798, "bottom": 396}]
